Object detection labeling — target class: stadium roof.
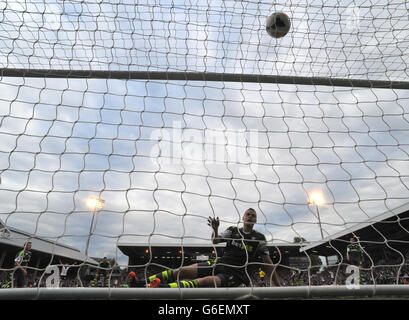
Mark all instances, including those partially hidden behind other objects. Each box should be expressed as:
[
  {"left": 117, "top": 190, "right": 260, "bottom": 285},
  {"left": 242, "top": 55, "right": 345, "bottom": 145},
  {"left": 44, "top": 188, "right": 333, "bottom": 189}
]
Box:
[
  {"left": 300, "top": 201, "right": 409, "bottom": 256},
  {"left": 118, "top": 241, "right": 307, "bottom": 258},
  {"left": 0, "top": 219, "right": 98, "bottom": 265},
  {"left": 118, "top": 242, "right": 226, "bottom": 257}
]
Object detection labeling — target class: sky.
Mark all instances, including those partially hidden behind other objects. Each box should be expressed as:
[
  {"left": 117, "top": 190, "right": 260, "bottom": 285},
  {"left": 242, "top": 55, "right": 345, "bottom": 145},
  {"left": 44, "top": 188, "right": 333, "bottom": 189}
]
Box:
[{"left": 0, "top": 0, "right": 408, "bottom": 267}]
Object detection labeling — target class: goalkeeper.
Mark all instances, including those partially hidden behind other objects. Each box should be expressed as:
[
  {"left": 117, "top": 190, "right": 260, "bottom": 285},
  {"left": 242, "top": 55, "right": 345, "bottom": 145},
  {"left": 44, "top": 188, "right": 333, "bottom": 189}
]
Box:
[{"left": 143, "top": 208, "right": 281, "bottom": 288}]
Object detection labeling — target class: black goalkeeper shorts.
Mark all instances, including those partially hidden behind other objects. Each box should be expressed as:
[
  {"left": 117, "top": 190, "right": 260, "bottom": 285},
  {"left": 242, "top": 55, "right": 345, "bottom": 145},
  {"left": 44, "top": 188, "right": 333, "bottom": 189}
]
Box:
[
  {"left": 14, "top": 269, "right": 27, "bottom": 288},
  {"left": 196, "top": 260, "right": 250, "bottom": 287}
]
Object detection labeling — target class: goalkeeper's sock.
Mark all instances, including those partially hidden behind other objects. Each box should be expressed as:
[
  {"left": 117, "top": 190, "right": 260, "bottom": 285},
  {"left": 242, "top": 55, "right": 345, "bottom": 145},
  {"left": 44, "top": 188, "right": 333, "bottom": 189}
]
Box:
[
  {"left": 148, "top": 269, "right": 174, "bottom": 284},
  {"left": 167, "top": 280, "right": 199, "bottom": 288}
]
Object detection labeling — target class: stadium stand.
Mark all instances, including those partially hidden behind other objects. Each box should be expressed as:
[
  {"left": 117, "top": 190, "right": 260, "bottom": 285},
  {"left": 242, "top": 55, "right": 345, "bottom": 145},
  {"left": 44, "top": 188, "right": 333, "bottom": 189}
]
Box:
[
  {"left": 301, "top": 201, "right": 409, "bottom": 266},
  {"left": 0, "top": 218, "right": 98, "bottom": 287},
  {"left": 116, "top": 202, "right": 409, "bottom": 287}
]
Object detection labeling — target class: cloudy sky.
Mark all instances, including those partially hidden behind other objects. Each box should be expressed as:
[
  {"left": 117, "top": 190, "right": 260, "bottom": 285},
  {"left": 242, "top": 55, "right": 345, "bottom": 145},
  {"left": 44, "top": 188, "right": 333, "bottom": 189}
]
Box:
[{"left": 0, "top": 0, "right": 408, "bottom": 267}]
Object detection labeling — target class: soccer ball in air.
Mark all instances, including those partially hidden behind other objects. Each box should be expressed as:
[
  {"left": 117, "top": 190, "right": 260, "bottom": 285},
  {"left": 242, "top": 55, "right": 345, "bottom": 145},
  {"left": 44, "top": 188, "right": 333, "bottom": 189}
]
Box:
[{"left": 266, "top": 12, "right": 291, "bottom": 38}]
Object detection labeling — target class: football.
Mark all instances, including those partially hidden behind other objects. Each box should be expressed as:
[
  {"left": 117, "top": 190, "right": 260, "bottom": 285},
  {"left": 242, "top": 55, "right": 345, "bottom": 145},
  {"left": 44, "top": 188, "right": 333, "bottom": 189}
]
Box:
[{"left": 266, "top": 12, "right": 291, "bottom": 38}]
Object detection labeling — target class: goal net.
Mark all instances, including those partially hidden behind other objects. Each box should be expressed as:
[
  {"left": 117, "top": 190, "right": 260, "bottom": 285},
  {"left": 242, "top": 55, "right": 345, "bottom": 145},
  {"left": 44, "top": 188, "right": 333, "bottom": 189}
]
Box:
[{"left": 0, "top": 0, "right": 408, "bottom": 299}]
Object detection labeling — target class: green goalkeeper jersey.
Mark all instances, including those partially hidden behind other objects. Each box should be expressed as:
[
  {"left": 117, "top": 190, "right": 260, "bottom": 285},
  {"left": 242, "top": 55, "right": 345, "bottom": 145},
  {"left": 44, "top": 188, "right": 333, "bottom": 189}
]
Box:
[{"left": 218, "top": 226, "right": 270, "bottom": 267}]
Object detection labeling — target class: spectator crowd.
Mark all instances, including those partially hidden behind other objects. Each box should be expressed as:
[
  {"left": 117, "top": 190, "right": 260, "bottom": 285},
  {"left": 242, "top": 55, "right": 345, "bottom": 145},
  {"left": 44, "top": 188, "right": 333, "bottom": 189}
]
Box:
[{"left": 2, "top": 261, "right": 409, "bottom": 288}]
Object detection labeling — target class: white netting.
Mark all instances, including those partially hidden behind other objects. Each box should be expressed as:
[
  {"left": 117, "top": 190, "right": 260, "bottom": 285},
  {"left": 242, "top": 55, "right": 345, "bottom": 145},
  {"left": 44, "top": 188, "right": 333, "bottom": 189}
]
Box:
[{"left": 0, "top": 0, "right": 408, "bottom": 79}]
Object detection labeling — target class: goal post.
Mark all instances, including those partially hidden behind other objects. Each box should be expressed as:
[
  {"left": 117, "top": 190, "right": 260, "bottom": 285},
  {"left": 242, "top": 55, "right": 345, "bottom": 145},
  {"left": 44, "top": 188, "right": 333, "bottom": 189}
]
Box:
[
  {"left": 0, "top": 0, "right": 408, "bottom": 299},
  {"left": 2, "top": 285, "right": 409, "bottom": 300}
]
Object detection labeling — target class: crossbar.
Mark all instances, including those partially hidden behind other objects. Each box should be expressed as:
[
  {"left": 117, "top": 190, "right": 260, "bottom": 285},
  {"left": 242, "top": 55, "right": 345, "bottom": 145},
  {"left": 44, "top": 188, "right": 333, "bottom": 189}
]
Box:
[{"left": 1, "top": 69, "right": 409, "bottom": 89}]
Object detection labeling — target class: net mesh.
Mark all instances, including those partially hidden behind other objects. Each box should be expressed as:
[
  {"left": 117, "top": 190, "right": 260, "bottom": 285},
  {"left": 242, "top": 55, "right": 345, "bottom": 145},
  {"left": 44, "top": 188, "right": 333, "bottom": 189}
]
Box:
[
  {"left": 0, "top": 0, "right": 409, "bottom": 293},
  {"left": 1, "top": 0, "right": 408, "bottom": 79}
]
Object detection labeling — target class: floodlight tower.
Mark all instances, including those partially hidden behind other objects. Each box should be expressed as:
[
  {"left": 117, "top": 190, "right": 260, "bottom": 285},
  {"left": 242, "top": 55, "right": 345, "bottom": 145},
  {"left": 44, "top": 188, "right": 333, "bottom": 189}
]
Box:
[{"left": 85, "top": 197, "right": 105, "bottom": 256}]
